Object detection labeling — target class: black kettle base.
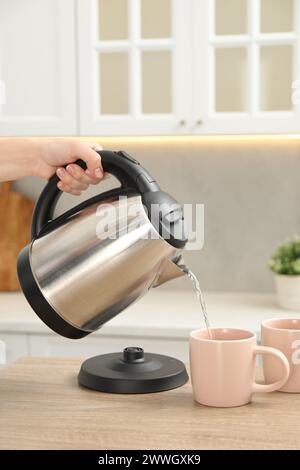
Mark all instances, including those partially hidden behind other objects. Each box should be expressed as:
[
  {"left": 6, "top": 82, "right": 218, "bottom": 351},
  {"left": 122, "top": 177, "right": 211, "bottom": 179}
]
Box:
[{"left": 78, "top": 347, "right": 189, "bottom": 394}]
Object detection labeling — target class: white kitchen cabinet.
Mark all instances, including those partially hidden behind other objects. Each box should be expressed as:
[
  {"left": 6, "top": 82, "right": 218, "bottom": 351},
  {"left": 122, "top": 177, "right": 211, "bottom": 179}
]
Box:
[
  {"left": 0, "top": 0, "right": 77, "bottom": 136},
  {"left": 0, "top": 0, "right": 299, "bottom": 137},
  {"left": 0, "top": 333, "right": 28, "bottom": 364},
  {"left": 193, "top": 0, "right": 300, "bottom": 134},
  {"left": 77, "top": 0, "right": 190, "bottom": 136},
  {"left": 78, "top": 0, "right": 300, "bottom": 135},
  {"left": 0, "top": 332, "right": 188, "bottom": 364},
  {"left": 0, "top": 291, "right": 293, "bottom": 367},
  {"left": 28, "top": 334, "right": 188, "bottom": 361}
]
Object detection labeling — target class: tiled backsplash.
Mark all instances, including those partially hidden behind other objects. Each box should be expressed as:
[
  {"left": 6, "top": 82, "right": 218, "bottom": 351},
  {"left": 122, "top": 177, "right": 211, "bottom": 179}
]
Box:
[{"left": 14, "top": 137, "right": 300, "bottom": 293}]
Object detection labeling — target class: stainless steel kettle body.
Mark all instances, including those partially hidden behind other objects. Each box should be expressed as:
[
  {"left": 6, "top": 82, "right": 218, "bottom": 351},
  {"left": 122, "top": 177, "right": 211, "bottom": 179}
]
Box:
[{"left": 18, "top": 151, "right": 188, "bottom": 339}]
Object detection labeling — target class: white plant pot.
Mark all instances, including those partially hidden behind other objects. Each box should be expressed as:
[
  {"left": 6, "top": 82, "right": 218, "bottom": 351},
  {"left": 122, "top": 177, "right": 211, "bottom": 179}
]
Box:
[{"left": 275, "top": 274, "right": 300, "bottom": 311}]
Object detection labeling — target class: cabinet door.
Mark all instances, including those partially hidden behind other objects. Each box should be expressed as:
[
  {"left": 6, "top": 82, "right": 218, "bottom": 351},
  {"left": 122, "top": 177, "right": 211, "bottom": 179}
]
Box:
[
  {"left": 0, "top": 0, "right": 77, "bottom": 136},
  {"left": 77, "top": 0, "right": 190, "bottom": 135},
  {"left": 193, "top": 0, "right": 300, "bottom": 134}
]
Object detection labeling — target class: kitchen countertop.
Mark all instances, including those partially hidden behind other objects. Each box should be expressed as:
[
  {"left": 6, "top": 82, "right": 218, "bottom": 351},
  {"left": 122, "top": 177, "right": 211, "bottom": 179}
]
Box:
[
  {"left": 0, "top": 357, "right": 299, "bottom": 450},
  {"left": 0, "top": 290, "right": 297, "bottom": 339}
]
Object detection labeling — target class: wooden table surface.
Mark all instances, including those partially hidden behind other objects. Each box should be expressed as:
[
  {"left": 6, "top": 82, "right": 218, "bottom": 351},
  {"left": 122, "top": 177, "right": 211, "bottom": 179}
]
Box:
[{"left": 0, "top": 357, "right": 299, "bottom": 450}]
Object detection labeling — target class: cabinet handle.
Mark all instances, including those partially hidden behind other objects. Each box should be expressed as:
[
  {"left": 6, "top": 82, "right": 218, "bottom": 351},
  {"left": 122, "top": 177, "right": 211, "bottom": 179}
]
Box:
[
  {"left": 195, "top": 119, "right": 203, "bottom": 126},
  {"left": 179, "top": 119, "right": 187, "bottom": 126}
]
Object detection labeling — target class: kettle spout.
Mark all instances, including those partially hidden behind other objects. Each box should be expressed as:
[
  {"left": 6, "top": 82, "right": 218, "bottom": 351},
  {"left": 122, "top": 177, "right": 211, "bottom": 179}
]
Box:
[{"left": 153, "top": 254, "right": 186, "bottom": 288}]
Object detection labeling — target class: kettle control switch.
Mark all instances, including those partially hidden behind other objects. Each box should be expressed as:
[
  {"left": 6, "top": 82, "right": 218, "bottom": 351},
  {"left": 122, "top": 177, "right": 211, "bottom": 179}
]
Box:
[
  {"left": 136, "top": 171, "right": 156, "bottom": 186},
  {"left": 136, "top": 172, "right": 159, "bottom": 193},
  {"left": 116, "top": 151, "right": 140, "bottom": 165}
]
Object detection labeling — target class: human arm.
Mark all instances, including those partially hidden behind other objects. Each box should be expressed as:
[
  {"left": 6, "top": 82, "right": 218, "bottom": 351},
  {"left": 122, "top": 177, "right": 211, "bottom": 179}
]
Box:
[{"left": 0, "top": 138, "right": 104, "bottom": 195}]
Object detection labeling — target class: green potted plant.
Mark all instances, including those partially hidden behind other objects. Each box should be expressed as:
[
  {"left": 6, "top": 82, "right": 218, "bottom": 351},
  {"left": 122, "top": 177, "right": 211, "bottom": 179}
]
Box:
[{"left": 269, "top": 236, "right": 300, "bottom": 310}]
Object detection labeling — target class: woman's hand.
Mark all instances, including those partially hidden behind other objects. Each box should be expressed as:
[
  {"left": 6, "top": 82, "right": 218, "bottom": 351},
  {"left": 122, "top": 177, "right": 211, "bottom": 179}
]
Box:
[
  {"left": 35, "top": 139, "right": 104, "bottom": 195},
  {"left": 0, "top": 137, "right": 104, "bottom": 195}
]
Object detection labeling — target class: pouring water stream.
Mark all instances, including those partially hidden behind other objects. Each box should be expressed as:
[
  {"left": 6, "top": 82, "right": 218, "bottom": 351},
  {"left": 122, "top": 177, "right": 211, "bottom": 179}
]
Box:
[{"left": 178, "top": 261, "right": 213, "bottom": 340}]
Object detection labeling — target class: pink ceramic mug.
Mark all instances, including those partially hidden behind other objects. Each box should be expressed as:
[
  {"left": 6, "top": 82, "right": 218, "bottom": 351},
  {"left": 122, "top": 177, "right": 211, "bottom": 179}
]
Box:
[
  {"left": 261, "top": 318, "right": 300, "bottom": 392},
  {"left": 190, "top": 328, "right": 290, "bottom": 407}
]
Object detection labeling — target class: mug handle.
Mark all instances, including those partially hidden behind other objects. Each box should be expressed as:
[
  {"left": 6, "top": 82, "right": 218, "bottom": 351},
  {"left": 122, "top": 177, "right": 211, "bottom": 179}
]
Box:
[{"left": 252, "top": 346, "right": 290, "bottom": 393}]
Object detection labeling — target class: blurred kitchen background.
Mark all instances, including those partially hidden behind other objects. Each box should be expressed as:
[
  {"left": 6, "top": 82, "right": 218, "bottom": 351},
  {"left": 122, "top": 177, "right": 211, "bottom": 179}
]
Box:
[{"left": 0, "top": 0, "right": 300, "bottom": 364}]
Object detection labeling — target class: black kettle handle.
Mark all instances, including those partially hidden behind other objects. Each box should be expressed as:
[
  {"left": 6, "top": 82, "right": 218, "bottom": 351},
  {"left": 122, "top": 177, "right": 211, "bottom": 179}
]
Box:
[{"left": 31, "top": 150, "right": 159, "bottom": 240}]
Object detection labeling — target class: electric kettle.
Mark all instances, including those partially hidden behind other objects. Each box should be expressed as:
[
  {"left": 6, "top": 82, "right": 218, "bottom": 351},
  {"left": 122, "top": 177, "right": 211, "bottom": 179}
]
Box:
[{"left": 17, "top": 150, "right": 188, "bottom": 341}]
